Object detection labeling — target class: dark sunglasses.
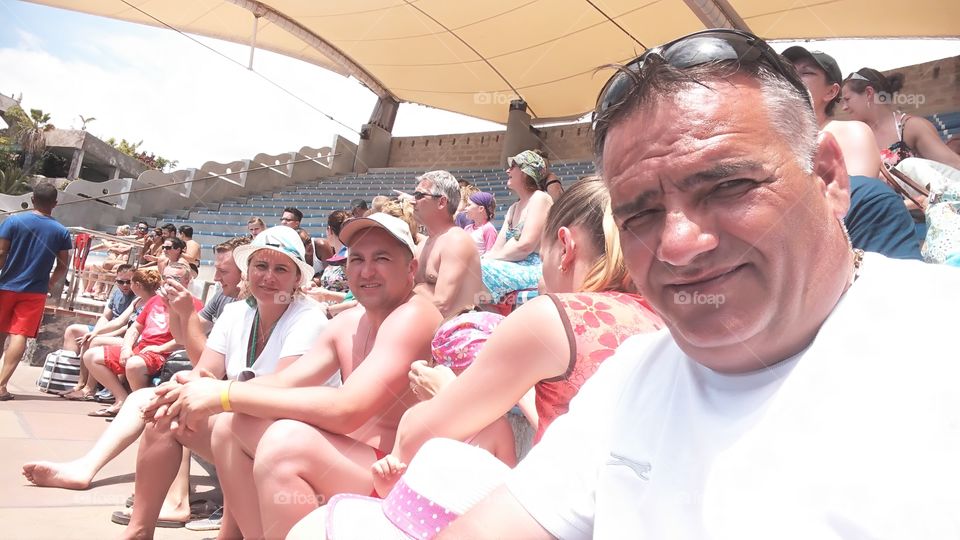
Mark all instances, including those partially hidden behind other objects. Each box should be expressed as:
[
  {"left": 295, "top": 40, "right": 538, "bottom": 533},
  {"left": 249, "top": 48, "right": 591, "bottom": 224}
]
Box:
[
  {"left": 413, "top": 191, "right": 443, "bottom": 201},
  {"left": 136, "top": 226, "right": 149, "bottom": 231},
  {"left": 162, "top": 245, "right": 179, "bottom": 250},
  {"left": 595, "top": 29, "right": 810, "bottom": 122},
  {"left": 115, "top": 279, "right": 132, "bottom": 285}
]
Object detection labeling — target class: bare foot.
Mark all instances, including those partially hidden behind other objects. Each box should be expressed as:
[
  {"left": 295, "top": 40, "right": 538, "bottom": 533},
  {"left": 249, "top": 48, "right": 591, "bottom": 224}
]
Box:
[{"left": 22, "top": 460, "right": 93, "bottom": 490}]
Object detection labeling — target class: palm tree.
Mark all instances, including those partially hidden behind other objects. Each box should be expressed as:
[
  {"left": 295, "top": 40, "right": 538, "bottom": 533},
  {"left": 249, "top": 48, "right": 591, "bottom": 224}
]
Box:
[
  {"left": 8, "top": 106, "right": 53, "bottom": 172},
  {"left": 0, "top": 163, "right": 31, "bottom": 195}
]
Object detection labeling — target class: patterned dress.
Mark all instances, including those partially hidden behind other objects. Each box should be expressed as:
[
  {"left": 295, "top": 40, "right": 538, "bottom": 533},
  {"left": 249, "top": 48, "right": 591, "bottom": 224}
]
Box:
[
  {"left": 480, "top": 222, "right": 542, "bottom": 302},
  {"left": 535, "top": 291, "right": 663, "bottom": 443}
]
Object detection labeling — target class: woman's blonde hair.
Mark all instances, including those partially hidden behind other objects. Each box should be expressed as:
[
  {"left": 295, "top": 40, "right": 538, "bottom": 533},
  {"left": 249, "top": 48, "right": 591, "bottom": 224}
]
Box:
[
  {"left": 381, "top": 199, "right": 421, "bottom": 245},
  {"left": 542, "top": 176, "right": 634, "bottom": 293}
]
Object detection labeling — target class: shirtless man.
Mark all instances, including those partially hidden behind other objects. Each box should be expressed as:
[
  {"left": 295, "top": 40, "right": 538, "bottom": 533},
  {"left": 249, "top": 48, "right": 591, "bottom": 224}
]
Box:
[
  {"left": 410, "top": 170, "right": 488, "bottom": 316},
  {"left": 195, "top": 213, "right": 442, "bottom": 539}
]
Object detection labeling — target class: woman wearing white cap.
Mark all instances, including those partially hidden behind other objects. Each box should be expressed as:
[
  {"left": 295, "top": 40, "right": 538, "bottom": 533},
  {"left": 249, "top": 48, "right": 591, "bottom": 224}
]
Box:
[{"left": 119, "top": 226, "right": 337, "bottom": 539}]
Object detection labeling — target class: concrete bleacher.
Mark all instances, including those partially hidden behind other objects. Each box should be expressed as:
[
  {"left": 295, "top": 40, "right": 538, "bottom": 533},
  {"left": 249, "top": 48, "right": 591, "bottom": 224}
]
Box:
[
  {"left": 929, "top": 111, "right": 960, "bottom": 141},
  {"left": 148, "top": 160, "right": 597, "bottom": 261}
]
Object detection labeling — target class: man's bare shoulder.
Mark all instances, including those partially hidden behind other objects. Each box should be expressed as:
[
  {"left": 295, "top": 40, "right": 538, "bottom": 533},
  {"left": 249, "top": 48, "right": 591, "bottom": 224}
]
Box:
[
  {"left": 437, "top": 226, "right": 479, "bottom": 256},
  {"left": 384, "top": 293, "right": 443, "bottom": 331}
]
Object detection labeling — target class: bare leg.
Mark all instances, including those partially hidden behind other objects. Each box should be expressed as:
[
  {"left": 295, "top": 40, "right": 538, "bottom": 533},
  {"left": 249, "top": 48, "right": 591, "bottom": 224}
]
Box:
[
  {"left": 254, "top": 419, "right": 379, "bottom": 539},
  {"left": 123, "top": 356, "right": 151, "bottom": 392},
  {"left": 216, "top": 506, "right": 243, "bottom": 540},
  {"left": 0, "top": 333, "right": 28, "bottom": 393},
  {"left": 85, "top": 347, "right": 128, "bottom": 406},
  {"left": 22, "top": 388, "right": 155, "bottom": 489},
  {"left": 211, "top": 413, "right": 272, "bottom": 538},
  {"left": 121, "top": 416, "right": 217, "bottom": 540},
  {"left": 61, "top": 324, "right": 87, "bottom": 354}
]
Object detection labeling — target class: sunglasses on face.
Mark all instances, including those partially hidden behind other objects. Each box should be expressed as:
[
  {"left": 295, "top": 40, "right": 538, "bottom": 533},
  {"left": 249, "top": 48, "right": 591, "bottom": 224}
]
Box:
[
  {"left": 136, "top": 227, "right": 149, "bottom": 231},
  {"left": 162, "top": 245, "right": 178, "bottom": 250},
  {"left": 413, "top": 191, "right": 443, "bottom": 201},
  {"left": 115, "top": 279, "right": 132, "bottom": 285},
  {"left": 594, "top": 29, "right": 810, "bottom": 126}
]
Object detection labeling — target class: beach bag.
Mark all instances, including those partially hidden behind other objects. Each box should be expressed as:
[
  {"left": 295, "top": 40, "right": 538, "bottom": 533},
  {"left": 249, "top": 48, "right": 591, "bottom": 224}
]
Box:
[
  {"left": 155, "top": 350, "right": 193, "bottom": 385},
  {"left": 36, "top": 349, "right": 81, "bottom": 394}
]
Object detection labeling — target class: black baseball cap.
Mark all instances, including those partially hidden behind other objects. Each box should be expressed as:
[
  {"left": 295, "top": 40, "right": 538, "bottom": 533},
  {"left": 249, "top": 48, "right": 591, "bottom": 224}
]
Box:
[{"left": 782, "top": 46, "right": 842, "bottom": 86}]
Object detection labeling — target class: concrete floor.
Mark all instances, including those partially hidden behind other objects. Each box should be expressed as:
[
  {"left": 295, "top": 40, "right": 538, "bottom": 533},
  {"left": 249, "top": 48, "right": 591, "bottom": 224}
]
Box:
[{"left": 0, "top": 363, "right": 216, "bottom": 540}]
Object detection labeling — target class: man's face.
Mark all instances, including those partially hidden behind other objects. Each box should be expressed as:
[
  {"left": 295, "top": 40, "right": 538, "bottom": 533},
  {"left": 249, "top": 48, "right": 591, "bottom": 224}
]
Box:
[
  {"left": 135, "top": 224, "right": 149, "bottom": 237},
  {"left": 791, "top": 58, "right": 836, "bottom": 118},
  {"left": 412, "top": 180, "right": 445, "bottom": 224},
  {"left": 214, "top": 251, "right": 243, "bottom": 297},
  {"left": 162, "top": 228, "right": 175, "bottom": 239},
  {"left": 604, "top": 77, "right": 847, "bottom": 371},
  {"left": 114, "top": 270, "right": 134, "bottom": 295},
  {"left": 162, "top": 266, "right": 190, "bottom": 287},
  {"left": 346, "top": 228, "right": 415, "bottom": 310},
  {"left": 280, "top": 212, "right": 301, "bottom": 228}
]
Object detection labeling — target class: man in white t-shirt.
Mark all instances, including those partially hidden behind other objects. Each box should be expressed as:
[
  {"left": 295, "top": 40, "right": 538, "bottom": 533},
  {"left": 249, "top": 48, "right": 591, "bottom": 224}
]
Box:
[{"left": 443, "top": 30, "right": 960, "bottom": 539}]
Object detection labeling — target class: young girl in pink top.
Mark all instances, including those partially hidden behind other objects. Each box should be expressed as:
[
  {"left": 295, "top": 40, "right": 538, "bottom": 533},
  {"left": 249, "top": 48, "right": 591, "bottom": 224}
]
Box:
[{"left": 462, "top": 191, "right": 498, "bottom": 255}]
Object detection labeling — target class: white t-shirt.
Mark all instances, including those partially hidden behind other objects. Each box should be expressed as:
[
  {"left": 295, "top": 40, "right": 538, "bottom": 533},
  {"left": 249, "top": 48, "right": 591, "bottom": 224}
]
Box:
[
  {"left": 507, "top": 254, "right": 960, "bottom": 539},
  {"left": 206, "top": 295, "right": 335, "bottom": 382}
]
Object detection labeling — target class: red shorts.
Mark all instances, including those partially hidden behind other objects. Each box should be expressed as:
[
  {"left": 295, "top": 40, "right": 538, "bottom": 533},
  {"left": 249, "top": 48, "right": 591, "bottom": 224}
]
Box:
[
  {"left": 0, "top": 290, "right": 47, "bottom": 338},
  {"left": 103, "top": 343, "right": 168, "bottom": 376}
]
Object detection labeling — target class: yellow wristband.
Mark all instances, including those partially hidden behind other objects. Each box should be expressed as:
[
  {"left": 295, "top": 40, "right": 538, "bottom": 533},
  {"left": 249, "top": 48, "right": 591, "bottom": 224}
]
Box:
[{"left": 220, "top": 380, "right": 234, "bottom": 412}]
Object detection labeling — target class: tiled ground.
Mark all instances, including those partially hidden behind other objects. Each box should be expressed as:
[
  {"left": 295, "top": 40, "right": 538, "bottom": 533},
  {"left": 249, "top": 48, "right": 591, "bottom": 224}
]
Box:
[{"left": 0, "top": 363, "right": 216, "bottom": 539}]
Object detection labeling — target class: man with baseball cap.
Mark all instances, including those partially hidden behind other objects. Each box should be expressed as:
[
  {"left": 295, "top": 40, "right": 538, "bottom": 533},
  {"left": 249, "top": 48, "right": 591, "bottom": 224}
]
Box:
[
  {"left": 204, "top": 212, "right": 443, "bottom": 539},
  {"left": 785, "top": 46, "right": 920, "bottom": 260},
  {"left": 782, "top": 45, "right": 882, "bottom": 178},
  {"left": 411, "top": 170, "right": 487, "bottom": 317}
]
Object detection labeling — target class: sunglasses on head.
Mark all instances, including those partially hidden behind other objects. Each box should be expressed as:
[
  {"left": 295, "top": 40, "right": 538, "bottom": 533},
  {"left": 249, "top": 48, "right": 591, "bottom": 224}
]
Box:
[
  {"left": 846, "top": 72, "right": 871, "bottom": 82},
  {"left": 594, "top": 29, "right": 810, "bottom": 124},
  {"left": 115, "top": 279, "right": 132, "bottom": 285},
  {"left": 413, "top": 191, "right": 442, "bottom": 201}
]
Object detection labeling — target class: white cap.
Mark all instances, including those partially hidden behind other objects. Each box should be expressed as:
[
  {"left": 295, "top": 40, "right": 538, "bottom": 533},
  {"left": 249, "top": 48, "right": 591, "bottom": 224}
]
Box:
[
  {"left": 232, "top": 226, "right": 314, "bottom": 288},
  {"left": 339, "top": 213, "right": 416, "bottom": 257}
]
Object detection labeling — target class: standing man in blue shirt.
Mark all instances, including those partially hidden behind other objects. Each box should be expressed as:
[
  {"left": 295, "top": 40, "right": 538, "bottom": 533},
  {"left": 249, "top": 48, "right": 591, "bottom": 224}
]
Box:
[{"left": 0, "top": 181, "right": 73, "bottom": 400}]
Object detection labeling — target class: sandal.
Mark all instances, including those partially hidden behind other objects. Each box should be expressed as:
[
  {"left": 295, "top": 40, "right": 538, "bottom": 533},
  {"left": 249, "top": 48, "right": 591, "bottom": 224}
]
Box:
[
  {"left": 87, "top": 406, "right": 120, "bottom": 418},
  {"left": 110, "top": 510, "right": 186, "bottom": 528},
  {"left": 60, "top": 389, "right": 94, "bottom": 401},
  {"left": 0, "top": 392, "right": 14, "bottom": 401}
]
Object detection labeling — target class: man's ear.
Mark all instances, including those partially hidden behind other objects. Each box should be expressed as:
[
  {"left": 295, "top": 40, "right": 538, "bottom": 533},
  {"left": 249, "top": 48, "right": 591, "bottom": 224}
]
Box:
[{"left": 814, "top": 130, "right": 851, "bottom": 219}]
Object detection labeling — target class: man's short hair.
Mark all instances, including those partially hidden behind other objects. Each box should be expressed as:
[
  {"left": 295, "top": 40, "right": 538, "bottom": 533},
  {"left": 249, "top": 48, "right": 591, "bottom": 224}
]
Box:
[
  {"left": 31, "top": 181, "right": 59, "bottom": 208},
  {"left": 161, "top": 223, "right": 177, "bottom": 234},
  {"left": 164, "top": 261, "right": 191, "bottom": 281},
  {"left": 417, "top": 170, "right": 460, "bottom": 217},
  {"left": 214, "top": 236, "right": 252, "bottom": 255},
  {"left": 115, "top": 263, "right": 135, "bottom": 274},
  {"left": 592, "top": 59, "right": 817, "bottom": 175},
  {"left": 283, "top": 207, "right": 303, "bottom": 221},
  {"left": 178, "top": 225, "right": 194, "bottom": 238}
]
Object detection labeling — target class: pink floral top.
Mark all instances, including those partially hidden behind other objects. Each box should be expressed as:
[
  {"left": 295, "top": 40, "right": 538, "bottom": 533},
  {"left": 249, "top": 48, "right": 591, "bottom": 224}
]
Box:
[{"left": 536, "top": 292, "right": 663, "bottom": 443}]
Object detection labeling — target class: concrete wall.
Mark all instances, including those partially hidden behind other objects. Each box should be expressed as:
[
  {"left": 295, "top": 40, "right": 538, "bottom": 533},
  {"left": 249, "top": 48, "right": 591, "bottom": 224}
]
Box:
[
  {"left": 44, "top": 130, "right": 149, "bottom": 180},
  {"left": 388, "top": 130, "right": 506, "bottom": 169},
  {"left": 0, "top": 139, "right": 354, "bottom": 229}
]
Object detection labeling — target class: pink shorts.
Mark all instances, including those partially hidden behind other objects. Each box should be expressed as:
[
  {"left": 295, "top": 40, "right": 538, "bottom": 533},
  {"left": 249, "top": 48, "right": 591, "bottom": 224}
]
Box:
[
  {"left": 103, "top": 344, "right": 168, "bottom": 375},
  {"left": 0, "top": 290, "right": 46, "bottom": 338}
]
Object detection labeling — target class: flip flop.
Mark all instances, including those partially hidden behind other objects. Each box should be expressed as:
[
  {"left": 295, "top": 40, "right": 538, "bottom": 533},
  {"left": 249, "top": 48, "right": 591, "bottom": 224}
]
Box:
[
  {"left": 0, "top": 393, "right": 14, "bottom": 401},
  {"left": 110, "top": 510, "right": 186, "bottom": 528},
  {"left": 87, "top": 407, "right": 119, "bottom": 418}
]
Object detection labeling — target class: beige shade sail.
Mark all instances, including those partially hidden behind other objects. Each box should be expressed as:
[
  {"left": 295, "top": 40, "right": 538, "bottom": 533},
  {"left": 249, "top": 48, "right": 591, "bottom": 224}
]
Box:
[{"left": 24, "top": 0, "right": 960, "bottom": 123}]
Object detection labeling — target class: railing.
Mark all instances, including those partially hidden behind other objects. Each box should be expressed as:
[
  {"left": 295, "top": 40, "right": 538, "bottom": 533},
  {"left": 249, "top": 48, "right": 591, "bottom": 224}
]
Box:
[{"left": 54, "top": 227, "right": 144, "bottom": 313}]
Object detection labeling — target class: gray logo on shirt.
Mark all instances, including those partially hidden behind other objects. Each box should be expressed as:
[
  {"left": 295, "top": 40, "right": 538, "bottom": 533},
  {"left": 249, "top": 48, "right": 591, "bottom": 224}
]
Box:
[{"left": 607, "top": 452, "right": 651, "bottom": 480}]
